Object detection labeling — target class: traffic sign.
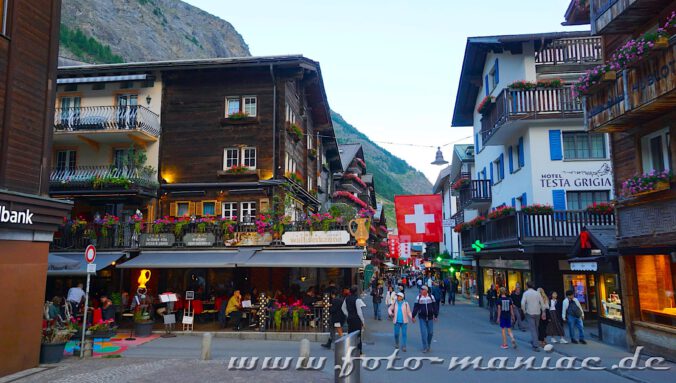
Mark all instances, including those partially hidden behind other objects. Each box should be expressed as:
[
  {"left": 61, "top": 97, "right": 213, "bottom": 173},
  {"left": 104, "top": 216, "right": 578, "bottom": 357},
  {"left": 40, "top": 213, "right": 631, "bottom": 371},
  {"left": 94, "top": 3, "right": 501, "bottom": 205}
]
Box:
[{"left": 84, "top": 245, "right": 96, "bottom": 263}]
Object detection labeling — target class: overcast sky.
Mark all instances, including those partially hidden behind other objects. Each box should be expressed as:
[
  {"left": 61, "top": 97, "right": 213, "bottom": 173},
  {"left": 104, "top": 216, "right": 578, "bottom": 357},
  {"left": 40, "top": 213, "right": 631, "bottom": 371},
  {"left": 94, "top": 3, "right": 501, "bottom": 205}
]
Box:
[{"left": 184, "top": 0, "right": 586, "bottom": 183}]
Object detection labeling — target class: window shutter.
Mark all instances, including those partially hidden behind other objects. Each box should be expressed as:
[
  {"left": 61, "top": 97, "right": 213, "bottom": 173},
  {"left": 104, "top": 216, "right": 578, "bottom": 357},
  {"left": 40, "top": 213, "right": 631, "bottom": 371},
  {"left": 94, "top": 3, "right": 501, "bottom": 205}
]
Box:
[
  {"left": 511, "top": 197, "right": 516, "bottom": 208},
  {"left": 489, "top": 164, "right": 494, "bottom": 185},
  {"left": 521, "top": 193, "right": 527, "bottom": 207},
  {"left": 169, "top": 202, "right": 177, "bottom": 217},
  {"left": 549, "top": 130, "right": 563, "bottom": 160},
  {"left": 518, "top": 137, "right": 525, "bottom": 167},
  {"left": 494, "top": 58, "right": 499, "bottom": 84},
  {"left": 475, "top": 133, "right": 480, "bottom": 152},
  {"left": 147, "top": 203, "right": 155, "bottom": 223},
  {"left": 188, "top": 201, "right": 196, "bottom": 216},
  {"left": 552, "top": 190, "right": 566, "bottom": 211},
  {"left": 195, "top": 201, "right": 204, "bottom": 216},
  {"left": 499, "top": 153, "right": 505, "bottom": 179},
  {"left": 508, "top": 146, "right": 514, "bottom": 173},
  {"left": 482, "top": 167, "right": 486, "bottom": 181},
  {"left": 260, "top": 198, "right": 270, "bottom": 213},
  {"left": 485, "top": 75, "right": 489, "bottom": 96}
]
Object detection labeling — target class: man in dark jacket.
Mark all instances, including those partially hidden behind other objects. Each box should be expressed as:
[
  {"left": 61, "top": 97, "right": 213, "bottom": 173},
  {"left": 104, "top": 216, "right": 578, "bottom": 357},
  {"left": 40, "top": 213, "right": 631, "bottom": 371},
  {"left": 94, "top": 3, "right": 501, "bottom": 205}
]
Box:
[
  {"left": 486, "top": 284, "right": 498, "bottom": 323},
  {"left": 321, "top": 289, "right": 346, "bottom": 349},
  {"left": 412, "top": 286, "right": 438, "bottom": 353},
  {"left": 441, "top": 276, "right": 450, "bottom": 304},
  {"left": 341, "top": 286, "right": 366, "bottom": 355},
  {"left": 510, "top": 283, "right": 526, "bottom": 331},
  {"left": 371, "top": 282, "right": 384, "bottom": 320},
  {"left": 430, "top": 281, "right": 442, "bottom": 314}
]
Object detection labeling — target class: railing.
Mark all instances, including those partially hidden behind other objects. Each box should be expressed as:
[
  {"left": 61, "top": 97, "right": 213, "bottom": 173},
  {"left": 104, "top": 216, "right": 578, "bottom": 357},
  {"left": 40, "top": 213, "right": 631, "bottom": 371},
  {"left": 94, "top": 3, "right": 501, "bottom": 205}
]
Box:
[
  {"left": 49, "top": 166, "right": 159, "bottom": 191},
  {"left": 50, "top": 220, "right": 354, "bottom": 251},
  {"left": 481, "top": 86, "right": 582, "bottom": 144},
  {"left": 458, "top": 180, "right": 492, "bottom": 208},
  {"left": 260, "top": 306, "right": 327, "bottom": 333},
  {"left": 461, "top": 210, "right": 615, "bottom": 250},
  {"left": 535, "top": 37, "right": 603, "bottom": 65},
  {"left": 591, "top": 0, "right": 619, "bottom": 19},
  {"left": 451, "top": 209, "right": 464, "bottom": 225},
  {"left": 54, "top": 106, "right": 161, "bottom": 137}
]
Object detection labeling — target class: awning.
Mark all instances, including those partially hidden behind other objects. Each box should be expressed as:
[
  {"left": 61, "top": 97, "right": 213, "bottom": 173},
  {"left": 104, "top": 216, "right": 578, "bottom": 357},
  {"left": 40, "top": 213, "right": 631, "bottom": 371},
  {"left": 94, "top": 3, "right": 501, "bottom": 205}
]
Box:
[
  {"left": 116, "top": 250, "right": 247, "bottom": 269},
  {"left": 57, "top": 74, "right": 148, "bottom": 84},
  {"left": 47, "top": 252, "right": 124, "bottom": 276},
  {"left": 244, "top": 249, "right": 363, "bottom": 268}
]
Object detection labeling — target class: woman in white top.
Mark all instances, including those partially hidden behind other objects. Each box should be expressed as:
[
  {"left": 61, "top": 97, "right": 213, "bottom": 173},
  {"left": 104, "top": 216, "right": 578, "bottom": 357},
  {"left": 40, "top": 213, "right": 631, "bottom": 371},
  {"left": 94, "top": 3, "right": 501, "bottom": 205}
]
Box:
[
  {"left": 546, "top": 291, "right": 567, "bottom": 343},
  {"left": 384, "top": 285, "right": 397, "bottom": 311}
]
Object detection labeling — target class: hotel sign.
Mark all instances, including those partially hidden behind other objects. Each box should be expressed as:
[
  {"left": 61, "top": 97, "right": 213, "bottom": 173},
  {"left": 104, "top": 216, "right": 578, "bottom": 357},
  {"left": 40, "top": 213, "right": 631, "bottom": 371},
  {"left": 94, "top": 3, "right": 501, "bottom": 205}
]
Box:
[
  {"left": 539, "top": 164, "right": 612, "bottom": 189},
  {"left": 0, "top": 205, "right": 34, "bottom": 224},
  {"left": 140, "top": 233, "right": 175, "bottom": 247},
  {"left": 282, "top": 230, "right": 350, "bottom": 246}
]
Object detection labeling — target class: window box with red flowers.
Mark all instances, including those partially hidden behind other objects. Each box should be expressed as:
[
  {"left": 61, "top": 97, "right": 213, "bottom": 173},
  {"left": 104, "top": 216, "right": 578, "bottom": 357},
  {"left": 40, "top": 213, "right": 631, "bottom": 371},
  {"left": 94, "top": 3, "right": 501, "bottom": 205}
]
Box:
[
  {"left": 332, "top": 191, "right": 368, "bottom": 209},
  {"left": 221, "top": 112, "right": 258, "bottom": 125},
  {"left": 586, "top": 202, "right": 614, "bottom": 215},
  {"left": 487, "top": 206, "right": 515, "bottom": 220},
  {"left": 451, "top": 178, "right": 470, "bottom": 190},
  {"left": 344, "top": 173, "right": 367, "bottom": 189},
  {"left": 620, "top": 170, "right": 671, "bottom": 198},
  {"left": 453, "top": 222, "right": 470, "bottom": 233},
  {"left": 477, "top": 96, "right": 495, "bottom": 115},
  {"left": 285, "top": 171, "right": 304, "bottom": 185},
  {"left": 521, "top": 204, "right": 554, "bottom": 214},
  {"left": 468, "top": 215, "right": 486, "bottom": 227}
]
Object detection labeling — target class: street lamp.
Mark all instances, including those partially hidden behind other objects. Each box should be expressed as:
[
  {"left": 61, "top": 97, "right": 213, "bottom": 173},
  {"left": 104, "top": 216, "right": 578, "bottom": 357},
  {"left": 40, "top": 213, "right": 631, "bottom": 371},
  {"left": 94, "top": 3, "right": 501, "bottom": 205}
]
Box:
[{"left": 431, "top": 147, "right": 448, "bottom": 165}]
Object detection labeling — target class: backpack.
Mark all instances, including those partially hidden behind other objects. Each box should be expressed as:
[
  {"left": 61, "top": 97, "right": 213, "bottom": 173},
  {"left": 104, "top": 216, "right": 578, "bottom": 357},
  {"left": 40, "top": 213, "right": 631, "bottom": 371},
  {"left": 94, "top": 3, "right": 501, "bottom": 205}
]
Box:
[{"left": 567, "top": 298, "right": 582, "bottom": 318}]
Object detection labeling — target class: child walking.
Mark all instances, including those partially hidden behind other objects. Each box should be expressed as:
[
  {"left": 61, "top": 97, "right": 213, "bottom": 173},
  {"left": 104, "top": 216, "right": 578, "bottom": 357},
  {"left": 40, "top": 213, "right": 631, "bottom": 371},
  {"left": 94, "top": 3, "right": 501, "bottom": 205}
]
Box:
[{"left": 497, "top": 287, "right": 517, "bottom": 349}]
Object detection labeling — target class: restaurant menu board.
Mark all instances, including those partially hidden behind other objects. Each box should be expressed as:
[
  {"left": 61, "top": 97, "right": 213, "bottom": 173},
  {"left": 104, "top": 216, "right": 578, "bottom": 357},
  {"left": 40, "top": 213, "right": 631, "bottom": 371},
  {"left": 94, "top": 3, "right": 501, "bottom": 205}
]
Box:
[
  {"left": 183, "top": 233, "right": 215, "bottom": 247},
  {"left": 159, "top": 293, "right": 178, "bottom": 302},
  {"left": 140, "top": 233, "right": 175, "bottom": 247},
  {"left": 185, "top": 291, "right": 195, "bottom": 300}
]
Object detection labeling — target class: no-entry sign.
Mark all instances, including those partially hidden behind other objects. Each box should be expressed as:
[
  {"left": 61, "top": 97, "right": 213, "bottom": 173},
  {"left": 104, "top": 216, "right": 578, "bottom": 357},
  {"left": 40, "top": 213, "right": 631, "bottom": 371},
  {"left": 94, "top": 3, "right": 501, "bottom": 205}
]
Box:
[{"left": 84, "top": 245, "right": 96, "bottom": 264}]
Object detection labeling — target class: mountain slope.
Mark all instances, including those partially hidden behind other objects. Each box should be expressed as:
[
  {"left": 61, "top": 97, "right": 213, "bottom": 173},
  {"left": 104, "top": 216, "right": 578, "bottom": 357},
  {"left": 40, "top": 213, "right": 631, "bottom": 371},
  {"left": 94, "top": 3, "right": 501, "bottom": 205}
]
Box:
[
  {"left": 60, "top": 0, "right": 250, "bottom": 63},
  {"left": 331, "top": 111, "right": 432, "bottom": 225}
]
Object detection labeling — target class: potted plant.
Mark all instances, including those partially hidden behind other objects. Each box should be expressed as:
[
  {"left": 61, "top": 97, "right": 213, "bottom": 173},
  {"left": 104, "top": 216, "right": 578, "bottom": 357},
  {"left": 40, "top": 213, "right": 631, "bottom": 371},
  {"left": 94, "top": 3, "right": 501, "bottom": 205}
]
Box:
[
  {"left": 133, "top": 305, "right": 154, "bottom": 337},
  {"left": 621, "top": 170, "right": 671, "bottom": 198},
  {"left": 87, "top": 319, "right": 117, "bottom": 339},
  {"left": 287, "top": 123, "right": 303, "bottom": 141},
  {"left": 468, "top": 215, "right": 486, "bottom": 227},
  {"left": 272, "top": 215, "right": 292, "bottom": 240},
  {"left": 40, "top": 320, "right": 75, "bottom": 364},
  {"left": 487, "top": 206, "right": 516, "bottom": 220},
  {"left": 451, "top": 178, "right": 470, "bottom": 190},
  {"left": 476, "top": 95, "right": 495, "bottom": 115},
  {"left": 308, "top": 148, "right": 318, "bottom": 160},
  {"left": 521, "top": 204, "right": 554, "bottom": 214},
  {"left": 586, "top": 202, "right": 614, "bottom": 215}
]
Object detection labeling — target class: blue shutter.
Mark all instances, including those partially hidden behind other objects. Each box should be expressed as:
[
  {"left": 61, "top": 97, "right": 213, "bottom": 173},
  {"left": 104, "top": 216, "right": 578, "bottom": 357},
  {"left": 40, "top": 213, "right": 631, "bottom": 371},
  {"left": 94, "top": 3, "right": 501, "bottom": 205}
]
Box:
[
  {"left": 485, "top": 74, "right": 489, "bottom": 96},
  {"left": 499, "top": 153, "right": 505, "bottom": 179},
  {"left": 489, "top": 163, "right": 494, "bottom": 185},
  {"left": 511, "top": 197, "right": 516, "bottom": 207},
  {"left": 521, "top": 192, "right": 527, "bottom": 207},
  {"left": 482, "top": 167, "right": 486, "bottom": 180},
  {"left": 549, "top": 130, "right": 563, "bottom": 161},
  {"left": 508, "top": 146, "right": 514, "bottom": 173},
  {"left": 477, "top": 171, "right": 481, "bottom": 180},
  {"left": 552, "top": 190, "right": 566, "bottom": 211},
  {"left": 475, "top": 133, "right": 480, "bottom": 152},
  {"left": 494, "top": 58, "right": 499, "bottom": 85},
  {"left": 518, "top": 137, "right": 525, "bottom": 167}
]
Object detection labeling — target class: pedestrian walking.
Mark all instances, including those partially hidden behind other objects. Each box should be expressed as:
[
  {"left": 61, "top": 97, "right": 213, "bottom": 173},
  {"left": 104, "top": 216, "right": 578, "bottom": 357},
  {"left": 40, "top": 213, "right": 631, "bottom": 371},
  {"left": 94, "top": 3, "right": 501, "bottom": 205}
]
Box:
[
  {"left": 546, "top": 291, "right": 567, "bottom": 344},
  {"left": 321, "top": 289, "right": 346, "bottom": 349},
  {"left": 497, "top": 287, "right": 517, "bottom": 349},
  {"left": 411, "top": 285, "right": 438, "bottom": 353},
  {"left": 450, "top": 277, "right": 459, "bottom": 305},
  {"left": 371, "top": 282, "right": 384, "bottom": 320},
  {"left": 562, "top": 290, "right": 586, "bottom": 344},
  {"left": 510, "top": 283, "right": 527, "bottom": 331},
  {"left": 441, "top": 276, "right": 449, "bottom": 305},
  {"left": 430, "top": 281, "right": 442, "bottom": 314},
  {"left": 341, "top": 286, "right": 367, "bottom": 355},
  {"left": 486, "top": 284, "right": 498, "bottom": 323},
  {"left": 388, "top": 292, "right": 412, "bottom": 352},
  {"left": 521, "top": 281, "right": 546, "bottom": 351},
  {"left": 537, "top": 288, "right": 551, "bottom": 347},
  {"left": 385, "top": 285, "right": 396, "bottom": 313}
]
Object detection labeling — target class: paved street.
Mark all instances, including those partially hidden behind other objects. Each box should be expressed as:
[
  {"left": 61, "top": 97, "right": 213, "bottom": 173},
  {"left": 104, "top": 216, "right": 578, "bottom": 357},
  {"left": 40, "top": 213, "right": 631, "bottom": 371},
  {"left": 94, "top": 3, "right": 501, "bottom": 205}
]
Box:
[{"left": 11, "top": 293, "right": 673, "bottom": 383}]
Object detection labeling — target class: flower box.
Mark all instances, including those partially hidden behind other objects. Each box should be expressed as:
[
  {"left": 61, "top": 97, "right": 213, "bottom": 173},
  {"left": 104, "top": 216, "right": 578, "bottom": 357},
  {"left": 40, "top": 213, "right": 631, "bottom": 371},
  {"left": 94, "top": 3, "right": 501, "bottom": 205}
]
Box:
[
  {"left": 602, "top": 70, "right": 617, "bottom": 82},
  {"left": 630, "top": 180, "right": 670, "bottom": 198},
  {"left": 655, "top": 35, "right": 669, "bottom": 49},
  {"left": 621, "top": 171, "right": 671, "bottom": 198},
  {"left": 220, "top": 115, "right": 258, "bottom": 125}
]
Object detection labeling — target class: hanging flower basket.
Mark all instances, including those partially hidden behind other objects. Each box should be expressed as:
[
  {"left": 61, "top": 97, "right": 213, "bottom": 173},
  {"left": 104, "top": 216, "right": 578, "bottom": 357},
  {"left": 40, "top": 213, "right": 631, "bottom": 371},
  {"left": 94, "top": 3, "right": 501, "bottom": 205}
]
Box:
[
  {"left": 487, "top": 206, "right": 515, "bottom": 220},
  {"left": 477, "top": 96, "right": 495, "bottom": 115},
  {"left": 621, "top": 171, "right": 671, "bottom": 198}
]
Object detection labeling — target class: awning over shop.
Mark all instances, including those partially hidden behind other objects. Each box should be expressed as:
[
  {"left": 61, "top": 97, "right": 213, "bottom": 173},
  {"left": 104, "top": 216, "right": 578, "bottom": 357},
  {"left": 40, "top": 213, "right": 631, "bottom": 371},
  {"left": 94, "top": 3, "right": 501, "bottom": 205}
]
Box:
[
  {"left": 47, "top": 252, "right": 124, "bottom": 276},
  {"left": 244, "top": 249, "right": 363, "bottom": 268},
  {"left": 116, "top": 250, "right": 247, "bottom": 269}
]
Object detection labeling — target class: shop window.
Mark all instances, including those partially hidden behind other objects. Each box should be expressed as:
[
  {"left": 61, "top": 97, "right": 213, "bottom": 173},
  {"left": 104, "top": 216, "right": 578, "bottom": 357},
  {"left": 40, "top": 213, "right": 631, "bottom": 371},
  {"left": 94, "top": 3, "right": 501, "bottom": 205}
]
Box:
[
  {"left": 599, "top": 274, "right": 623, "bottom": 322},
  {"left": 636, "top": 255, "right": 676, "bottom": 327},
  {"left": 641, "top": 128, "right": 671, "bottom": 173},
  {"left": 563, "top": 274, "right": 598, "bottom": 313}
]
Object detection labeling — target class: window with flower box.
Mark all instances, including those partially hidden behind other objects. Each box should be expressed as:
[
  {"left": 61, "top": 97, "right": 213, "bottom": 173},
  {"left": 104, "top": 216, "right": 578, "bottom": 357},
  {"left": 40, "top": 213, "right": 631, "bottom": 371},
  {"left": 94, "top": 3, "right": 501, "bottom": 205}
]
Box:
[
  {"left": 641, "top": 128, "right": 670, "bottom": 173},
  {"left": 225, "top": 96, "right": 257, "bottom": 117},
  {"left": 241, "top": 202, "right": 257, "bottom": 223},
  {"left": 222, "top": 202, "right": 237, "bottom": 220},
  {"left": 223, "top": 147, "right": 256, "bottom": 170}
]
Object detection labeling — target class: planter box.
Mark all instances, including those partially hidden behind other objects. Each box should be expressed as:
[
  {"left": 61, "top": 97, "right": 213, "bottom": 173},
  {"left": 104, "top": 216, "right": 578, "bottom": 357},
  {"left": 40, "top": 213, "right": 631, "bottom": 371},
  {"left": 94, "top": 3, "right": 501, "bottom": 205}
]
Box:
[
  {"left": 654, "top": 36, "right": 669, "bottom": 50},
  {"left": 602, "top": 71, "right": 617, "bottom": 82},
  {"left": 89, "top": 329, "right": 117, "bottom": 339},
  {"left": 630, "top": 180, "right": 670, "bottom": 198},
  {"left": 39, "top": 342, "right": 67, "bottom": 364},
  {"left": 220, "top": 117, "right": 258, "bottom": 125},
  {"left": 134, "top": 321, "right": 154, "bottom": 337}
]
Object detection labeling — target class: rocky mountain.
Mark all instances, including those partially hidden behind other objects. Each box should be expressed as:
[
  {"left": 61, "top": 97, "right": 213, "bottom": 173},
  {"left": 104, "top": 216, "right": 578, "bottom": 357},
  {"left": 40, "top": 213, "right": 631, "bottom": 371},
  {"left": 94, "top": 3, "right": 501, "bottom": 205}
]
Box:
[
  {"left": 58, "top": 0, "right": 432, "bottom": 226},
  {"left": 59, "top": 0, "right": 250, "bottom": 63}
]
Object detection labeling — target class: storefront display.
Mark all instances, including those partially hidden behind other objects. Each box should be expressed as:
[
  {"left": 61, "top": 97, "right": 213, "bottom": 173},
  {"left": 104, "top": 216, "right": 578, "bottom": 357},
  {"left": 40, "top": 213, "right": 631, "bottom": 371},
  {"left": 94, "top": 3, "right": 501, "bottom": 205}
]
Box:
[
  {"left": 599, "top": 273, "right": 623, "bottom": 322},
  {"left": 636, "top": 254, "right": 676, "bottom": 327},
  {"left": 563, "top": 273, "right": 597, "bottom": 313}
]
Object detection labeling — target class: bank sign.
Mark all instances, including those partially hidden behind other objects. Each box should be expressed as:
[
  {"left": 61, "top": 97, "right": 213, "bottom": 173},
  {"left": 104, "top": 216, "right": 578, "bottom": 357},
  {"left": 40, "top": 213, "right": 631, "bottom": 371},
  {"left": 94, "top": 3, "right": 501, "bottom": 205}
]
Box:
[
  {"left": 0, "top": 205, "right": 34, "bottom": 224},
  {"left": 539, "top": 164, "right": 612, "bottom": 189}
]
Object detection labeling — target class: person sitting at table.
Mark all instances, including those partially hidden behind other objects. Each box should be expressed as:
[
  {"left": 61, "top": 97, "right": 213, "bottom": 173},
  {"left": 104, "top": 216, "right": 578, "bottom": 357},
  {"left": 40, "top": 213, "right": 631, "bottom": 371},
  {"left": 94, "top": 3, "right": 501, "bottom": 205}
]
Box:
[
  {"left": 274, "top": 289, "right": 286, "bottom": 304},
  {"left": 100, "top": 295, "right": 116, "bottom": 322},
  {"left": 226, "top": 290, "right": 243, "bottom": 331},
  {"left": 303, "top": 287, "right": 317, "bottom": 307}
]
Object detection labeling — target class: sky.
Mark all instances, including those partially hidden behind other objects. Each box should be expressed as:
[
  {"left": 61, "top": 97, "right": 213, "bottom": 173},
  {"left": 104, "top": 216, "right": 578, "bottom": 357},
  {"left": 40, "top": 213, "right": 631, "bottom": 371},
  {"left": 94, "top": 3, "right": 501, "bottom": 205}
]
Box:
[{"left": 184, "top": 0, "right": 587, "bottom": 183}]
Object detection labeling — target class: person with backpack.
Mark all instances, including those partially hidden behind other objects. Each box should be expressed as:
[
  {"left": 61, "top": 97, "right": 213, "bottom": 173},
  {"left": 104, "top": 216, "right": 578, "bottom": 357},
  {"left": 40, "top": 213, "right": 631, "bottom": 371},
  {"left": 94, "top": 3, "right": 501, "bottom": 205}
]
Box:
[
  {"left": 496, "top": 287, "right": 517, "bottom": 349},
  {"left": 388, "top": 292, "right": 413, "bottom": 351},
  {"left": 562, "top": 289, "right": 586, "bottom": 344},
  {"left": 412, "top": 285, "right": 438, "bottom": 353}
]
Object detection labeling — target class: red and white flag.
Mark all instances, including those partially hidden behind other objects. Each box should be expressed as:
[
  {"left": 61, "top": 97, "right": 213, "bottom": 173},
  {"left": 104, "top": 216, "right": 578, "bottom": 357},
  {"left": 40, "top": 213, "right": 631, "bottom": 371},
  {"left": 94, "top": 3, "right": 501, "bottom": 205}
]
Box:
[
  {"left": 394, "top": 194, "right": 443, "bottom": 243},
  {"left": 388, "top": 234, "right": 400, "bottom": 259}
]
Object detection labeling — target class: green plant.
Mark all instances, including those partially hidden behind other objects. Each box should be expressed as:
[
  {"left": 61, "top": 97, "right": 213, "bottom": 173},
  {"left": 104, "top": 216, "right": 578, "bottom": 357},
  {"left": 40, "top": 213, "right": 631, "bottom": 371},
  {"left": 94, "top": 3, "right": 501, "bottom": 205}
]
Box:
[
  {"left": 521, "top": 204, "right": 554, "bottom": 214},
  {"left": 174, "top": 218, "right": 190, "bottom": 236},
  {"left": 621, "top": 170, "right": 671, "bottom": 197},
  {"left": 487, "top": 206, "right": 515, "bottom": 220},
  {"left": 111, "top": 292, "right": 122, "bottom": 306},
  {"left": 59, "top": 24, "right": 123, "bottom": 64},
  {"left": 227, "top": 112, "right": 251, "bottom": 120},
  {"left": 328, "top": 203, "right": 357, "bottom": 221},
  {"left": 286, "top": 171, "right": 303, "bottom": 185},
  {"left": 42, "top": 321, "right": 76, "bottom": 344},
  {"left": 272, "top": 215, "right": 292, "bottom": 235},
  {"left": 133, "top": 306, "right": 152, "bottom": 324},
  {"left": 308, "top": 148, "right": 318, "bottom": 159},
  {"left": 226, "top": 164, "right": 249, "bottom": 174},
  {"left": 288, "top": 123, "right": 303, "bottom": 141}
]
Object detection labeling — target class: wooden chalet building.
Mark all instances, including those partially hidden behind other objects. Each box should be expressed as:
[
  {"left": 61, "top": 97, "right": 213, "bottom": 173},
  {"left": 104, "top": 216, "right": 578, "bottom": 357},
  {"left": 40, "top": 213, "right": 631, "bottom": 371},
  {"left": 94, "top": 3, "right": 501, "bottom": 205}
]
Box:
[
  {"left": 0, "top": 0, "right": 72, "bottom": 376},
  {"left": 565, "top": 0, "right": 676, "bottom": 359}
]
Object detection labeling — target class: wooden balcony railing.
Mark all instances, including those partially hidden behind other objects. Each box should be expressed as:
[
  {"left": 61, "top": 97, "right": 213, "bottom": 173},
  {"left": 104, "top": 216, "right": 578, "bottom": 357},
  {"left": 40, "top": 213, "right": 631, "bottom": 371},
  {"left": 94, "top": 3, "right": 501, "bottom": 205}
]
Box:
[
  {"left": 460, "top": 210, "right": 615, "bottom": 251},
  {"left": 590, "top": 0, "right": 665, "bottom": 34},
  {"left": 458, "top": 180, "right": 492, "bottom": 209},
  {"left": 49, "top": 165, "right": 159, "bottom": 192},
  {"left": 535, "top": 37, "right": 603, "bottom": 65},
  {"left": 481, "top": 86, "right": 582, "bottom": 144},
  {"left": 54, "top": 105, "right": 161, "bottom": 137}
]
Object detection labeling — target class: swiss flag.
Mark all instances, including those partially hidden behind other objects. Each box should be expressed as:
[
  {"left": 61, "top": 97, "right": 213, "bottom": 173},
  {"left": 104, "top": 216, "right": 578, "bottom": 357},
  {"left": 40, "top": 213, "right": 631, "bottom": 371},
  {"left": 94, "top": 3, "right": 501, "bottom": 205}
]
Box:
[{"left": 394, "top": 194, "right": 443, "bottom": 243}]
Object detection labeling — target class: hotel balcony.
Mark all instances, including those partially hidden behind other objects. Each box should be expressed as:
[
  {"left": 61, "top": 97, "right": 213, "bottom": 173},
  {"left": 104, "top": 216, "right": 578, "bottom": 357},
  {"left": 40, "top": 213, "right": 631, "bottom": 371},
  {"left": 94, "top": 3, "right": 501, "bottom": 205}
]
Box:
[
  {"left": 585, "top": 38, "right": 676, "bottom": 132},
  {"left": 457, "top": 180, "right": 492, "bottom": 210},
  {"left": 53, "top": 106, "right": 161, "bottom": 146},
  {"left": 481, "top": 86, "right": 582, "bottom": 146},
  {"left": 535, "top": 37, "right": 603, "bottom": 74},
  {"left": 460, "top": 210, "right": 615, "bottom": 252},
  {"left": 591, "top": 0, "right": 673, "bottom": 34},
  {"left": 49, "top": 165, "right": 159, "bottom": 198}
]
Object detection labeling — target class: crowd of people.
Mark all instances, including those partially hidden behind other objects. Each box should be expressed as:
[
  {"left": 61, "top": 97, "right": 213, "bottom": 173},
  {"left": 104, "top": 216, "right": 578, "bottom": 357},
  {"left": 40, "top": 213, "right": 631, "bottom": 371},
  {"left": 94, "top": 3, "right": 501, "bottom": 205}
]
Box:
[{"left": 486, "top": 281, "right": 586, "bottom": 351}]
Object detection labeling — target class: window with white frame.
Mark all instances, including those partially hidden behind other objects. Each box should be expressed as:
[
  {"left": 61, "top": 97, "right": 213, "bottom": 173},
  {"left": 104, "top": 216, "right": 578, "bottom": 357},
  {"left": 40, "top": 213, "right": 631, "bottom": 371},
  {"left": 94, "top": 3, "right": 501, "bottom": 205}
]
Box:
[
  {"left": 494, "top": 157, "right": 504, "bottom": 183},
  {"left": 225, "top": 97, "right": 241, "bottom": 117},
  {"left": 566, "top": 191, "right": 610, "bottom": 211},
  {"left": 222, "top": 202, "right": 237, "bottom": 220},
  {"left": 641, "top": 128, "right": 671, "bottom": 173},
  {"left": 242, "top": 147, "right": 256, "bottom": 169},
  {"left": 285, "top": 153, "right": 297, "bottom": 174},
  {"left": 240, "top": 202, "right": 257, "bottom": 223},
  {"left": 224, "top": 148, "right": 240, "bottom": 169},
  {"left": 489, "top": 65, "right": 498, "bottom": 92},
  {"left": 563, "top": 132, "right": 606, "bottom": 159},
  {"left": 285, "top": 103, "right": 296, "bottom": 124},
  {"left": 243, "top": 96, "right": 257, "bottom": 116}
]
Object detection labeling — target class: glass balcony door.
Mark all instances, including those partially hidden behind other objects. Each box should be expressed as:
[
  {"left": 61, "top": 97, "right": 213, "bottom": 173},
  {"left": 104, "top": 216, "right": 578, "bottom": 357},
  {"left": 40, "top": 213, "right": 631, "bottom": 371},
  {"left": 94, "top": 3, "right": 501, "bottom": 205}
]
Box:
[
  {"left": 60, "top": 97, "right": 81, "bottom": 129},
  {"left": 116, "top": 94, "right": 138, "bottom": 129}
]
